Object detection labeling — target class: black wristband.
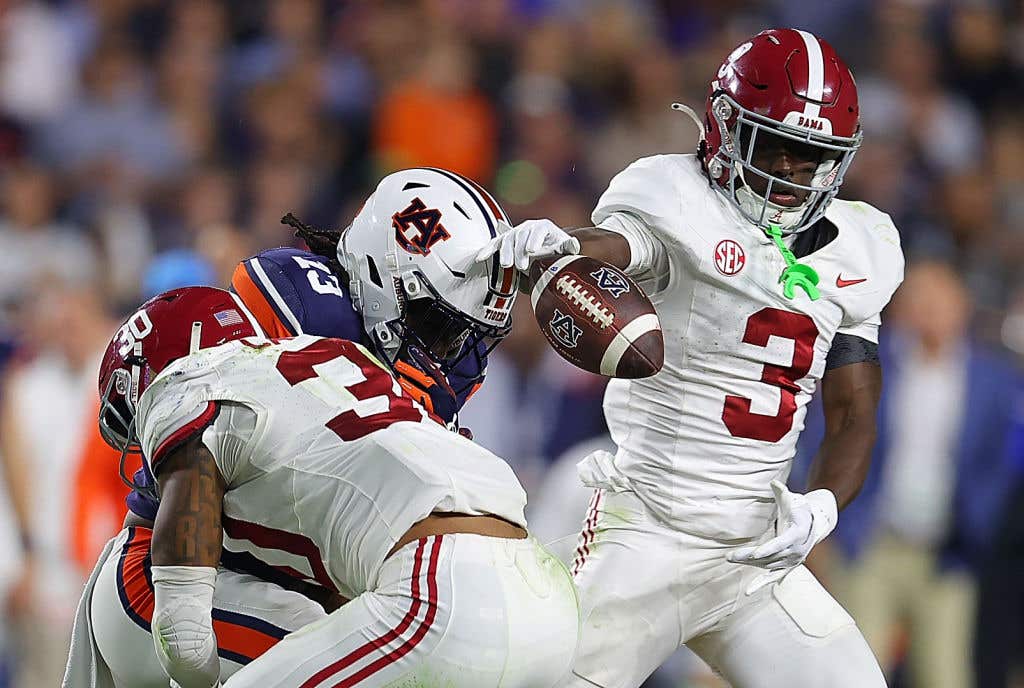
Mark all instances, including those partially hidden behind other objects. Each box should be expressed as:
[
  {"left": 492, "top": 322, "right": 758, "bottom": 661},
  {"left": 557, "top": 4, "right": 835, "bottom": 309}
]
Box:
[{"left": 826, "top": 333, "right": 879, "bottom": 370}]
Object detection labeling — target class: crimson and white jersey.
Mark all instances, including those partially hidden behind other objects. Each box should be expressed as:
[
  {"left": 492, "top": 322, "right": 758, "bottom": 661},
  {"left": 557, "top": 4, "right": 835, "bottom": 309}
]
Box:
[
  {"left": 590, "top": 153, "right": 904, "bottom": 540},
  {"left": 135, "top": 335, "right": 527, "bottom": 602}
]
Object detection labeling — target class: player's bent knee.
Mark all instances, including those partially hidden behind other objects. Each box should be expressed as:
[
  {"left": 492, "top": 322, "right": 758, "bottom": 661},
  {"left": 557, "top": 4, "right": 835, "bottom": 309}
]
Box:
[{"left": 700, "top": 567, "right": 887, "bottom": 688}]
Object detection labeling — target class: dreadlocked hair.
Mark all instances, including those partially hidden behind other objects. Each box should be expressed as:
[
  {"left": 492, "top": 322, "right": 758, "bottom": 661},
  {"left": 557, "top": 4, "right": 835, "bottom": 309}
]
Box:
[{"left": 281, "top": 213, "right": 348, "bottom": 281}]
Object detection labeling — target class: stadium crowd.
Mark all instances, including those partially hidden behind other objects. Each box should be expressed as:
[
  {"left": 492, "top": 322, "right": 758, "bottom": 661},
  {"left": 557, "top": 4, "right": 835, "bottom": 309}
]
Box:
[{"left": 0, "top": 0, "right": 1021, "bottom": 686}]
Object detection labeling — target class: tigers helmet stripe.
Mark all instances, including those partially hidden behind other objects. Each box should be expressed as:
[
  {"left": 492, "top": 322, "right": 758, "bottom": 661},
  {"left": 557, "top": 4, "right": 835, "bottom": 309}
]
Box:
[
  {"left": 421, "top": 167, "right": 499, "bottom": 236},
  {"left": 456, "top": 172, "right": 509, "bottom": 225}
]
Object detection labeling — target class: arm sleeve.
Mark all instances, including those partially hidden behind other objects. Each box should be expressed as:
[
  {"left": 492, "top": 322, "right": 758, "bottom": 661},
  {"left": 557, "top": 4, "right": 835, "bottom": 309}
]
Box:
[{"left": 596, "top": 212, "right": 670, "bottom": 278}]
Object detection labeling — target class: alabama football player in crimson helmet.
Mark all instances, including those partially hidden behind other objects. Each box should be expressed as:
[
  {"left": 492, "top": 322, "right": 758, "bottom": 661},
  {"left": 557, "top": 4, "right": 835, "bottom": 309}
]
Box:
[
  {"left": 77, "top": 284, "right": 577, "bottom": 688},
  {"left": 479, "top": 29, "right": 900, "bottom": 688}
]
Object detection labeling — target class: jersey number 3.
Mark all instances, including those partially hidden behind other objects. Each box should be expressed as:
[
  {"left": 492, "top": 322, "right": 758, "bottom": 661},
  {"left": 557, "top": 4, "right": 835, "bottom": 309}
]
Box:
[
  {"left": 722, "top": 308, "right": 818, "bottom": 442},
  {"left": 276, "top": 339, "right": 423, "bottom": 441}
]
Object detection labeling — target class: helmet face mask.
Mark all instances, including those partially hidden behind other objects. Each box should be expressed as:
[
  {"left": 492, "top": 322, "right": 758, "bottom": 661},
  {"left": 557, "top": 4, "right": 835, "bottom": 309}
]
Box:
[
  {"left": 709, "top": 93, "right": 861, "bottom": 233},
  {"left": 701, "top": 30, "right": 863, "bottom": 235},
  {"left": 388, "top": 270, "right": 513, "bottom": 394}
]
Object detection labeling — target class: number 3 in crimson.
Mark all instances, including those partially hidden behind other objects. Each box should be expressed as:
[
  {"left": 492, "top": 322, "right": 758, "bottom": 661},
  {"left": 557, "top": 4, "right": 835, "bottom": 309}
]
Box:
[
  {"left": 276, "top": 339, "right": 425, "bottom": 441},
  {"left": 722, "top": 308, "right": 819, "bottom": 442}
]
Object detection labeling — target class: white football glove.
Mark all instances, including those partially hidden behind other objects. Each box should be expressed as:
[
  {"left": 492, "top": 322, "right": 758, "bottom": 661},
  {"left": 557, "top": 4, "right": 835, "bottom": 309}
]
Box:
[
  {"left": 726, "top": 480, "right": 838, "bottom": 594},
  {"left": 474, "top": 219, "right": 580, "bottom": 271}
]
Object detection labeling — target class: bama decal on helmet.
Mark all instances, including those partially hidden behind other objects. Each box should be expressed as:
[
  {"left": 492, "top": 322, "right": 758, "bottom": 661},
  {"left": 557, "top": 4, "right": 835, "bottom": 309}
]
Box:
[{"left": 392, "top": 198, "right": 452, "bottom": 256}]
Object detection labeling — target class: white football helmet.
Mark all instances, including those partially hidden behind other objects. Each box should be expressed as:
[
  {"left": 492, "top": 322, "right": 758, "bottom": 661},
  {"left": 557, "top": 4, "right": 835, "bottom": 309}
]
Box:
[{"left": 339, "top": 168, "right": 518, "bottom": 390}]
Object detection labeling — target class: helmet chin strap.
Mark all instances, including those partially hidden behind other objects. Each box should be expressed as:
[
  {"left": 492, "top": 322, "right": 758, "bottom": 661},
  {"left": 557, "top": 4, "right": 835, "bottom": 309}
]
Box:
[{"left": 736, "top": 184, "right": 806, "bottom": 231}]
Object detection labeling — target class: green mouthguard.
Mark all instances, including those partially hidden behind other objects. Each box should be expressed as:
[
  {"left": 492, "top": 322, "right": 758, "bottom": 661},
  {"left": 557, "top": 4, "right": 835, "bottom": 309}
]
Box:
[{"left": 766, "top": 224, "right": 820, "bottom": 301}]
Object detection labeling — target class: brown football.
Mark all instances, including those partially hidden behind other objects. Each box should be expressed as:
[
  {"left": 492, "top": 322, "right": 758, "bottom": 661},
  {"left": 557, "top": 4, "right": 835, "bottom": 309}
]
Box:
[{"left": 529, "top": 255, "right": 663, "bottom": 378}]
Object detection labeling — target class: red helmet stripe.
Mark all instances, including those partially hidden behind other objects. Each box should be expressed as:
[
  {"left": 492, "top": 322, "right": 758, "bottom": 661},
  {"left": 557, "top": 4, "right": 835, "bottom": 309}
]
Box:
[{"left": 458, "top": 172, "right": 507, "bottom": 225}]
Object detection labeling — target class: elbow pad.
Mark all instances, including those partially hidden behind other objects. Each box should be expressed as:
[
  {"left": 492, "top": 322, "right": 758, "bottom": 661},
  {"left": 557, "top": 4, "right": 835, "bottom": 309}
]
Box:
[{"left": 151, "top": 565, "right": 220, "bottom": 688}]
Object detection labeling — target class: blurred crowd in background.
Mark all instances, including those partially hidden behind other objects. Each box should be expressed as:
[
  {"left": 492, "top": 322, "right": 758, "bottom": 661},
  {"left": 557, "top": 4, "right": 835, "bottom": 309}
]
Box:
[{"left": 0, "top": 0, "right": 1022, "bottom": 686}]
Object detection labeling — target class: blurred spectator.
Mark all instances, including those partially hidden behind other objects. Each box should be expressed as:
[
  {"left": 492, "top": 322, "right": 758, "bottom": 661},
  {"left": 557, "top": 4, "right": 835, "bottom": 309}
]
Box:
[
  {"left": 0, "top": 278, "right": 114, "bottom": 687},
  {"left": 373, "top": 37, "right": 497, "bottom": 180},
  {"left": 0, "top": 0, "right": 78, "bottom": 123},
  {"left": 797, "top": 261, "right": 1021, "bottom": 688},
  {"left": 586, "top": 45, "right": 698, "bottom": 186},
  {"left": 142, "top": 249, "right": 217, "bottom": 298},
  {"left": 39, "top": 35, "right": 187, "bottom": 188},
  {"left": 0, "top": 160, "right": 97, "bottom": 307},
  {"left": 973, "top": 383, "right": 1024, "bottom": 687},
  {"left": 858, "top": 31, "right": 983, "bottom": 177}
]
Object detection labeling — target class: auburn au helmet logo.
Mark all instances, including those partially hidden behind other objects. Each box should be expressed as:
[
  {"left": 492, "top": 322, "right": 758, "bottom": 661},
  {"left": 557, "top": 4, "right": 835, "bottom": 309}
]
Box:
[{"left": 393, "top": 198, "right": 451, "bottom": 255}]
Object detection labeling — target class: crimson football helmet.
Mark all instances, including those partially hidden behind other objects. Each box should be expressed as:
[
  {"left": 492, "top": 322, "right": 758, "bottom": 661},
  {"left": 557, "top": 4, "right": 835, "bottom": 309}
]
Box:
[
  {"left": 98, "top": 286, "right": 262, "bottom": 485},
  {"left": 699, "top": 28, "right": 861, "bottom": 234}
]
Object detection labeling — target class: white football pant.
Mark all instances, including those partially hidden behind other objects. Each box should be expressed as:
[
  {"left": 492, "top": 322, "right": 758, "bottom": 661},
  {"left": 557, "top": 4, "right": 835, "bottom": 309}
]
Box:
[
  {"left": 224, "top": 533, "right": 580, "bottom": 687},
  {"left": 562, "top": 489, "right": 886, "bottom": 688}
]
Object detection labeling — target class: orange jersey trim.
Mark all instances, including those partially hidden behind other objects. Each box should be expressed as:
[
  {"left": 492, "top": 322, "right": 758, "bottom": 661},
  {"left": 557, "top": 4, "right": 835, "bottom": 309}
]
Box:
[{"left": 231, "top": 261, "right": 294, "bottom": 339}]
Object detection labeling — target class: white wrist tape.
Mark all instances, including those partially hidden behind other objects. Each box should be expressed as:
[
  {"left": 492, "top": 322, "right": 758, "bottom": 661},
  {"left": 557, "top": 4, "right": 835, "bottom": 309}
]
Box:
[{"left": 151, "top": 565, "right": 220, "bottom": 688}]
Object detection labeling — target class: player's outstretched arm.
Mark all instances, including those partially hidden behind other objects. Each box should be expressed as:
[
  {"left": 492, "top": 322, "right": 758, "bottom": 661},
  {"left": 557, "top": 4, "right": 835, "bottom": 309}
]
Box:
[
  {"left": 475, "top": 219, "right": 632, "bottom": 272},
  {"left": 570, "top": 227, "right": 632, "bottom": 270},
  {"left": 150, "top": 434, "right": 227, "bottom": 688},
  {"left": 807, "top": 360, "right": 882, "bottom": 510}
]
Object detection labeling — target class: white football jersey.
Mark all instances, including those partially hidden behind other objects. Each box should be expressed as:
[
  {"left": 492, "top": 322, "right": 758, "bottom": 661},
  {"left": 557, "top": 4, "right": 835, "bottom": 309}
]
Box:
[
  {"left": 136, "top": 335, "right": 527, "bottom": 601},
  {"left": 591, "top": 154, "right": 904, "bottom": 540}
]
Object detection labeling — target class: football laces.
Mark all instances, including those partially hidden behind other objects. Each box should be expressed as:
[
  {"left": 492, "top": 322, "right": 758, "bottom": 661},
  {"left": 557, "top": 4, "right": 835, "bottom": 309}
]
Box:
[{"left": 556, "top": 274, "right": 614, "bottom": 329}]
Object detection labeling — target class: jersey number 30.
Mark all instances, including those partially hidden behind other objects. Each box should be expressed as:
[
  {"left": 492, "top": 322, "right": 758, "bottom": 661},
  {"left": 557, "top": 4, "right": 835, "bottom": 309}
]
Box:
[
  {"left": 276, "top": 339, "right": 423, "bottom": 441},
  {"left": 722, "top": 308, "right": 818, "bottom": 443}
]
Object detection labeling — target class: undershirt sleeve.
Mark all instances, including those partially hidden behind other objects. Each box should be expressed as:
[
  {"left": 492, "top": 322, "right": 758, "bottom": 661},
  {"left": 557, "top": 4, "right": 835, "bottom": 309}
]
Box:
[
  {"left": 825, "top": 333, "right": 880, "bottom": 370},
  {"left": 596, "top": 212, "right": 670, "bottom": 279}
]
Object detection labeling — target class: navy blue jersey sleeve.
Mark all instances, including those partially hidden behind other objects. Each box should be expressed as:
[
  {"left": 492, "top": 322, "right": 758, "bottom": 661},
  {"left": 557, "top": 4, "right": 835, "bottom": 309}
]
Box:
[{"left": 232, "top": 248, "right": 366, "bottom": 341}]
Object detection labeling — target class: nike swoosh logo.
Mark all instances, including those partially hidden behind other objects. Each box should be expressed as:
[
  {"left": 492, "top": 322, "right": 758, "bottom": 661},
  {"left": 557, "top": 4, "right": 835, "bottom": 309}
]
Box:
[{"left": 836, "top": 275, "right": 868, "bottom": 288}]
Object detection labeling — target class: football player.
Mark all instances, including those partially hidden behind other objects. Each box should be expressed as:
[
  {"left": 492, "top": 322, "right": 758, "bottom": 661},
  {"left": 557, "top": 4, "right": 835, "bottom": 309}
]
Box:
[
  {"left": 95, "top": 284, "right": 578, "bottom": 688},
  {"left": 477, "top": 29, "right": 901, "bottom": 688},
  {"left": 64, "top": 169, "right": 522, "bottom": 687}
]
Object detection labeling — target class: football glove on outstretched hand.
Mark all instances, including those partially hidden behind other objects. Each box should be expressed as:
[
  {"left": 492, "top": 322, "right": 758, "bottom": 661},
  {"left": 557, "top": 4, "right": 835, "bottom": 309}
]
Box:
[
  {"left": 727, "top": 480, "right": 838, "bottom": 593},
  {"left": 475, "top": 219, "right": 580, "bottom": 271}
]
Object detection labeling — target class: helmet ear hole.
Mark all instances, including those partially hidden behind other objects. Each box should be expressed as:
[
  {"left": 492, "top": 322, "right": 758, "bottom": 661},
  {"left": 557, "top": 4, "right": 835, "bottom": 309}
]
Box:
[{"left": 366, "top": 256, "right": 383, "bottom": 288}]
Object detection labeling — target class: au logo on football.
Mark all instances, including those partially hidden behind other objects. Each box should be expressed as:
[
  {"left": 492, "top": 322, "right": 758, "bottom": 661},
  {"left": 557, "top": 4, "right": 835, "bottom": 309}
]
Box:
[
  {"left": 590, "top": 267, "right": 631, "bottom": 298},
  {"left": 549, "top": 309, "right": 583, "bottom": 349}
]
